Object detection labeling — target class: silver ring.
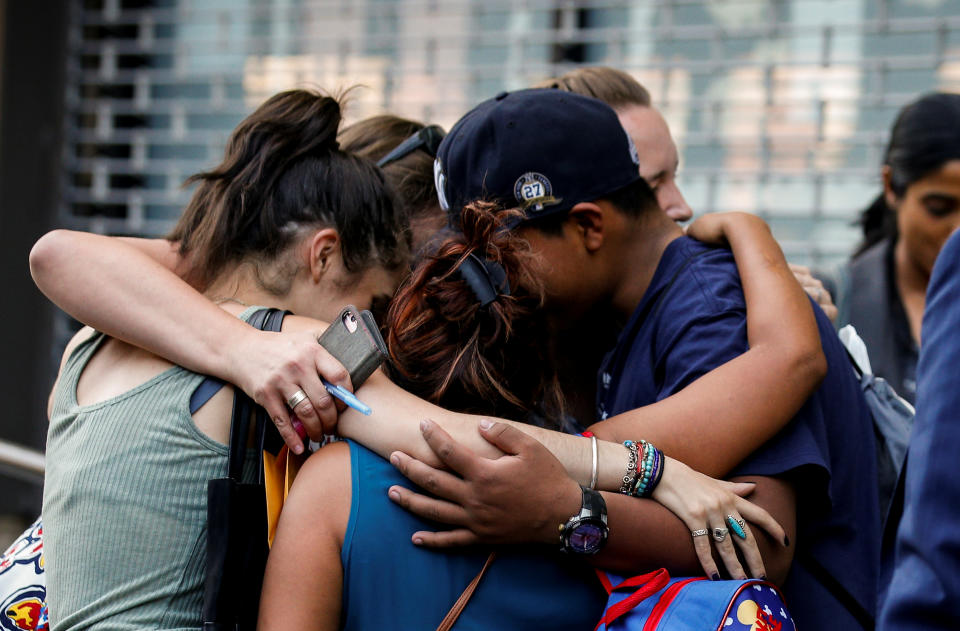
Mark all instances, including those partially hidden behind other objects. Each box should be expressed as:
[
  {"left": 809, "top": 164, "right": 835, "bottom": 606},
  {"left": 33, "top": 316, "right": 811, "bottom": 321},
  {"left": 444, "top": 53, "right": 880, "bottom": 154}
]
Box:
[
  {"left": 691, "top": 529, "right": 709, "bottom": 538},
  {"left": 286, "top": 389, "right": 309, "bottom": 409},
  {"left": 816, "top": 287, "right": 824, "bottom": 303},
  {"left": 712, "top": 527, "right": 729, "bottom": 543}
]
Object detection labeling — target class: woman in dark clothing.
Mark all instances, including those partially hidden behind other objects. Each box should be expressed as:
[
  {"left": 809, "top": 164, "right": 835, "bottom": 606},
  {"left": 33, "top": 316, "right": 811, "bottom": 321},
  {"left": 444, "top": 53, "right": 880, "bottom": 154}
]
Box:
[{"left": 839, "top": 92, "right": 960, "bottom": 405}]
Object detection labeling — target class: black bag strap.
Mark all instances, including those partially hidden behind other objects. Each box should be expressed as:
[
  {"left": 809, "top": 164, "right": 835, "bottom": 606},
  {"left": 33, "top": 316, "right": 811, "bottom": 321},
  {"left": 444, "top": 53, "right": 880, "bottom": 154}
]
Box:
[
  {"left": 226, "top": 307, "right": 289, "bottom": 482},
  {"left": 226, "top": 390, "right": 253, "bottom": 481}
]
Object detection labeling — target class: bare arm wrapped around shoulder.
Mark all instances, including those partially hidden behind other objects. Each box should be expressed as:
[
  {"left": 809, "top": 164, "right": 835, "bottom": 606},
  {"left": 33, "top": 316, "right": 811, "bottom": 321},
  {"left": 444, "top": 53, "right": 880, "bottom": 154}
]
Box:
[
  {"left": 588, "top": 212, "right": 827, "bottom": 477},
  {"left": 29, "top": 230, "right": 354, "bottom": 451}
]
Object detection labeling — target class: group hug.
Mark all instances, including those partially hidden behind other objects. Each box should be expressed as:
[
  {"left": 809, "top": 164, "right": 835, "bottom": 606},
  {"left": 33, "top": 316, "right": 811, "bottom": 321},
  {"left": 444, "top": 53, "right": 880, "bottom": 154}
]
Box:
[{"left": 8, "top": 66, "right": 960, "bottom": 630}]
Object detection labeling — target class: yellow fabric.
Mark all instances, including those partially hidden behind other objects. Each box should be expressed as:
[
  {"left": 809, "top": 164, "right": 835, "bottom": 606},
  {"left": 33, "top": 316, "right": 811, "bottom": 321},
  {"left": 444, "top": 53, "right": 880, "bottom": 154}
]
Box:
[{"left": 264, "top": 445, "right": 306, "bottom": 546}]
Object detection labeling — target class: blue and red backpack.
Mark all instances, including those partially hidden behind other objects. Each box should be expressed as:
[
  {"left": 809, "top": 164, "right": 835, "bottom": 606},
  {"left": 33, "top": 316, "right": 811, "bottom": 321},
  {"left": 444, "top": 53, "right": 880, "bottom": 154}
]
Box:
[{"left": 595, "top": 568, "right": 795, "bottom": 631}]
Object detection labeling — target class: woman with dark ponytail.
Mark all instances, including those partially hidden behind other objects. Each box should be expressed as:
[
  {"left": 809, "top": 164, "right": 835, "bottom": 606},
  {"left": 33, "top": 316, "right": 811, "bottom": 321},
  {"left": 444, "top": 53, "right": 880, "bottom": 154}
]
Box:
[
  {"left": 39, "top": 89, "right": 410, "bottom": 629},
  {"left": 169, "top": 91, "right": 410, "bottom": 292},
  {"left": 840, "top": 92, "right": 960, "bottom": 405}
]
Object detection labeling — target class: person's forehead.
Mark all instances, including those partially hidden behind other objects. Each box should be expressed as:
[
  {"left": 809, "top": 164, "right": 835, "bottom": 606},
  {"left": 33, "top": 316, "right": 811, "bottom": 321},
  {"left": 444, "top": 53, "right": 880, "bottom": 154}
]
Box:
[
  {"left": 616, "top": 106, "right": 677, "bottom": 170},
  {"left": 909, "top": 159, "right": 960, "bottom": 193}
]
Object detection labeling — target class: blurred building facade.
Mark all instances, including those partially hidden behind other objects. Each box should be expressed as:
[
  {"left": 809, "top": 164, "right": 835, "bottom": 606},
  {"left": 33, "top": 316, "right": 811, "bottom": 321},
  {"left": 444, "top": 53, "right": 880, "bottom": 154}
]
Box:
[
  {"left": 2, "top": 0, "right": 960, "bottom": 514},
  {"left": 62, "top": 0, "right": 960, "bottom": 263}
]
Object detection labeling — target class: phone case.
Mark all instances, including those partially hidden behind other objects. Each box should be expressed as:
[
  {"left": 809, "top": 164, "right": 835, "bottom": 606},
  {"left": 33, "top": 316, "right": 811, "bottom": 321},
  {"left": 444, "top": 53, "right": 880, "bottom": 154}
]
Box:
[{"left": 317, "top": 305, "right": 388, "bottom": 388}]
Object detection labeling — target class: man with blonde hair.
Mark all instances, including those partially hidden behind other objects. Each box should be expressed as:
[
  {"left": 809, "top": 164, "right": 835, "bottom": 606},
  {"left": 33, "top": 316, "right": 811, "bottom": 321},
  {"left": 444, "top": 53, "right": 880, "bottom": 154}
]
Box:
[{"left": 536, "top": 67, "right": 693, "bottom": 223}]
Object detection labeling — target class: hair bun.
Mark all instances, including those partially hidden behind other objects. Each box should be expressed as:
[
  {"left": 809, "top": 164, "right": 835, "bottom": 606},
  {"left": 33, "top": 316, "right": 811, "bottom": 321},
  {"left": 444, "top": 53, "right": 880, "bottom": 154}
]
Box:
[
  {"left": 385, "top": 200, "right": 562, "bottom": 423},
  {"left": 457, "top": 201, "right": 522, "bottom": 258}
]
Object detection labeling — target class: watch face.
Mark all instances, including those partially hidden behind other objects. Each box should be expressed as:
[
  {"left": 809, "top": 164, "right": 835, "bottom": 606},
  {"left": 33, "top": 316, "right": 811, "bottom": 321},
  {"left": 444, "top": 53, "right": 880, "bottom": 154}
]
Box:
[{"left": 568, "top": 521, "right": 606, "bottom": 554}]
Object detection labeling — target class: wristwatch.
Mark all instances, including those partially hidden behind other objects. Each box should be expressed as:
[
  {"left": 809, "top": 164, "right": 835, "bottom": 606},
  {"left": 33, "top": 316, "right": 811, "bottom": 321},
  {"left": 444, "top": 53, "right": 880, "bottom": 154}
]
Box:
[{"left": 560, "top": 486, "right": 609, "bottom": 555}]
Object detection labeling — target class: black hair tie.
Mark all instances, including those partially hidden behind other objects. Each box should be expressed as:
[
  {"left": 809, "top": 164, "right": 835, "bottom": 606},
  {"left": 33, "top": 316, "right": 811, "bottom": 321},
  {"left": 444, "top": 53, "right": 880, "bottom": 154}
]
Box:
[{"left": 457, "top": 253, "right": 511, "bottom": 306}]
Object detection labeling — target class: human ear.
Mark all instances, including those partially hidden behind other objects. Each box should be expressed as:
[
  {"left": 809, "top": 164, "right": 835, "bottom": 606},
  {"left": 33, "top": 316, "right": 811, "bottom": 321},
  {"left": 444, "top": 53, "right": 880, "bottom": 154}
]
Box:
[
  {"left": 882, "top": 166, "right": 900, "bottom": 211},
  {"left": 307, "top": 228, "right": 340, "bottom": 283},
  {"left": 567, "top": 202, "right": 605, "bottom": 252}
]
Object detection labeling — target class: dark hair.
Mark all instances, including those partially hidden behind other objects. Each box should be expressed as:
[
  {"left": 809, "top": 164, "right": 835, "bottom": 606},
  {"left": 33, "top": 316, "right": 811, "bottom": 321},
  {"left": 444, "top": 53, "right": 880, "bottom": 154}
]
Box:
[
  {"left": 855, "top": 92, "right": 960, "bottom": 256},
  {"left": 385, "top": 201, "right": 563, "bottom": 423},
  {"left": 536, "top": 66, "right": 652, "bottom": 110},
  {"left": 339, "top": 114, "right": 444, "bottom": 227},
  {"left": 169, "top": 90, "right": 409, "bottom": 291},
  {"left": 523, "top": 177, "right": 659, "bottom": 236}
]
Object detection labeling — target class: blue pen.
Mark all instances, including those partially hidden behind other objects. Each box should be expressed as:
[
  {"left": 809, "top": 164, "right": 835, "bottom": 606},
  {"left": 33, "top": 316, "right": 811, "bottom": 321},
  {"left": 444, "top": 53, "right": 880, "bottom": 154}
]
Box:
[{"left": 323, "top": 380, "right": 372, "bottom": 416}]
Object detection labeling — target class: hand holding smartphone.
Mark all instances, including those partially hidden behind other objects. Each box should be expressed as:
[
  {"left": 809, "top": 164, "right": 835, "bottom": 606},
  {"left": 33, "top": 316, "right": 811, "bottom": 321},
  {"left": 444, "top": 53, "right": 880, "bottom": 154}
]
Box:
[{"left": 316, "top": 306, "right": 388, "bottom": 415}]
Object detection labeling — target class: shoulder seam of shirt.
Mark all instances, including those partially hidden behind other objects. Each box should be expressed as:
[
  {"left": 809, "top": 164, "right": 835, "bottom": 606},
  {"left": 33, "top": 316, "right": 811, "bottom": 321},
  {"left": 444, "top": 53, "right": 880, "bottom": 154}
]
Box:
[{"left": 661, "top": 249, "right": 743, "bottom": 318}]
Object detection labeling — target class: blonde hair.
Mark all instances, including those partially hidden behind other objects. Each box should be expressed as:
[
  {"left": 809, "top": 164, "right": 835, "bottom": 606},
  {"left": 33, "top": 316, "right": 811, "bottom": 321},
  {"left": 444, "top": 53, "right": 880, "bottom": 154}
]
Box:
[{"left": 535, "top": 66, "right": 651, "bottom": 110}]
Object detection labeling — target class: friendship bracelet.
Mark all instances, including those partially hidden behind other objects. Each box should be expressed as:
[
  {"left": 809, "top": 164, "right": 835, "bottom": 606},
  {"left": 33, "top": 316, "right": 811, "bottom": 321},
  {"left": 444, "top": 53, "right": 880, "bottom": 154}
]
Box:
[{"left": 589, "top": 435, "right": 599, "bottom": 491}]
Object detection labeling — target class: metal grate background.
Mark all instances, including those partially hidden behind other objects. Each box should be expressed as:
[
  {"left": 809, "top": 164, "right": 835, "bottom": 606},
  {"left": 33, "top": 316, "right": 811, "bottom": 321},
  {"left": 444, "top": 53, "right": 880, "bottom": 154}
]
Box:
[{"left": 61, "top": 0, "right": 960, "bottom": 264}]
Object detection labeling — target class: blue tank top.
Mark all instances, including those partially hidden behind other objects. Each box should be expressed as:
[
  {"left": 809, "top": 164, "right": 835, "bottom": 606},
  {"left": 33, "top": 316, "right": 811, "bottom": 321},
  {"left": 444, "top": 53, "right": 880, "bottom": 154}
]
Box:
[{"left": 341, "top": 440, "right": 607, "bottom": 630}]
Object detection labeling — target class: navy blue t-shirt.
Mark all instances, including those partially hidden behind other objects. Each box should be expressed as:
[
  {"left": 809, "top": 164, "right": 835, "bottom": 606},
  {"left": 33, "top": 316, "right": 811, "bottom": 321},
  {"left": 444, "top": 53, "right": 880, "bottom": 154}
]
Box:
[{"left": 597, "top": 236, "right": 880, "bottom": 630}]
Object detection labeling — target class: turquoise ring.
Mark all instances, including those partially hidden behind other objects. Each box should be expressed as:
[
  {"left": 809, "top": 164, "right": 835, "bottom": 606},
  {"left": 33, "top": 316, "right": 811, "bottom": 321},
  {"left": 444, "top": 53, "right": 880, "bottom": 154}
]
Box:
[{"left": 726, "top": 515, "right": 747, "bottom": 540}]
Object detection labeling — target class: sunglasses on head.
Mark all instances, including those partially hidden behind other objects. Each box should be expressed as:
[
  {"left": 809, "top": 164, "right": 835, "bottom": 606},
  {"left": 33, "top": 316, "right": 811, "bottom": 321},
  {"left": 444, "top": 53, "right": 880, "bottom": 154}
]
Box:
[{"left": 376, "top": 125, "right": 446, "bottom": 168}]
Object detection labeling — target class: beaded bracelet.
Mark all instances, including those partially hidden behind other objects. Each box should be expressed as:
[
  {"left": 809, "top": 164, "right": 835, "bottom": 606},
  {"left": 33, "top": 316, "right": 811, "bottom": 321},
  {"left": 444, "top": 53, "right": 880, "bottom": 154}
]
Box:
[
  {"left": 624, "top": 440, "right": 665, "bottom": 498},
  {"left": 643, "top": 443, "right": 662, "bottom": 498},
  {"left": 630, "top": 441, "right": 654, "bottom": 497},
  {"left": 619, "top": 440, "right": 640, "bottom": 494},
  {"left": 645, "top": 445, "right": 661, "bottom": 497},
  {"left": 640, "top": 445, "right": 659, "bottom": 497}
]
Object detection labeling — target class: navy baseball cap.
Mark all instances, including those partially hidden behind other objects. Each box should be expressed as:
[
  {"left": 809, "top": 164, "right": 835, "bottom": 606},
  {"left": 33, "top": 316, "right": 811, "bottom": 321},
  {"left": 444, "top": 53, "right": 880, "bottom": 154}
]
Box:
[{"left": 434, "top": 88, "right": 642, "bottom": 227}]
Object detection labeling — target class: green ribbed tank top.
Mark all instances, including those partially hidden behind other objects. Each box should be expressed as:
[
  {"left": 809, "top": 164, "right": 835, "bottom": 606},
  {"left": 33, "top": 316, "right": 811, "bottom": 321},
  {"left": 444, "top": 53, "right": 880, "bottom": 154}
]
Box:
[{"left": 43, "top": 309, "right": 260, "bottom": 630}]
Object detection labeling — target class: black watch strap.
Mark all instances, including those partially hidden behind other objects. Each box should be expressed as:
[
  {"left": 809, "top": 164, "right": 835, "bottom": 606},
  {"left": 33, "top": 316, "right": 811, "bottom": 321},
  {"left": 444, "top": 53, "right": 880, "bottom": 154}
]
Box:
[{"left": 580, "top": 486, "right": 607, "bottom": 519}]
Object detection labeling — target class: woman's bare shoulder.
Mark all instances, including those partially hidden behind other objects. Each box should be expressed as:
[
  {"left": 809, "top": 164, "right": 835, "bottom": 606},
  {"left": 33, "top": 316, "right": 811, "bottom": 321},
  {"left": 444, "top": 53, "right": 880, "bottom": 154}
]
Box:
[
  {"left": 286, "top": 440, "right": 353, "bottom": 543},
  {"left": 301, "top": 440, "right": 352, "bottom": 478}
]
